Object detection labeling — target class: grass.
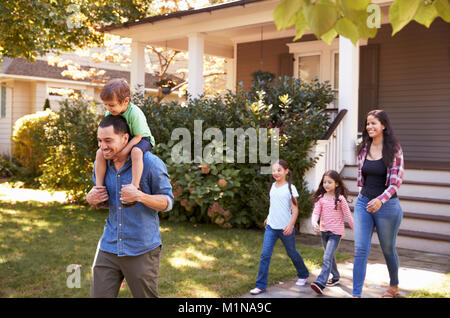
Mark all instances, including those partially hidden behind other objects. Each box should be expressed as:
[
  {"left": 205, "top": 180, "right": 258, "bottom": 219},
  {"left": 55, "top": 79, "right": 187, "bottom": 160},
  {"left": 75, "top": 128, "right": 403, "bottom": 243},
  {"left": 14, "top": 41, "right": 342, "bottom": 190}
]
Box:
[
  {"left": 0, "top": 200, "right": 350, "bottom": 298},
  {"left": 406, "top": 273, "right": 450, "bottom": 298}
]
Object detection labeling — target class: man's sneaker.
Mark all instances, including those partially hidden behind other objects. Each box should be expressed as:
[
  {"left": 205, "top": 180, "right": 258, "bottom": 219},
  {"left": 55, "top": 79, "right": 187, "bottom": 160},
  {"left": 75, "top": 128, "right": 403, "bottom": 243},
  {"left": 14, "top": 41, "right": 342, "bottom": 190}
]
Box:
[
  {"left": 310, "top": 282, "right": 325, "bottom": 295},
  {"left": 326, "top": 278, "right": 340, "bottom": 286},
  {"left": 295, "top": 278, "right": 308, "bottom": 286},
  {"left": 250, "top": 288, "right": 264, "bottom": 295}
]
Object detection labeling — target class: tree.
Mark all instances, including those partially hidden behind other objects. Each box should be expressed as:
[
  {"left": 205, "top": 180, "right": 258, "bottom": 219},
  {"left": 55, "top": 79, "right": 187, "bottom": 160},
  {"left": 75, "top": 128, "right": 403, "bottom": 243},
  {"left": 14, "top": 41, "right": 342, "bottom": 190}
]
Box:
[
  {"left": 0, "top": 1, "right": 228, "bottom": 99},
  {"left": 0, "top": 0, "right": 150, "bottom": 62},
  {"left": 273, "top": 0, "right": 450, "bottom": 45},
  {"left": 44, "top": 1, "right": 228, "bottom": 100}
]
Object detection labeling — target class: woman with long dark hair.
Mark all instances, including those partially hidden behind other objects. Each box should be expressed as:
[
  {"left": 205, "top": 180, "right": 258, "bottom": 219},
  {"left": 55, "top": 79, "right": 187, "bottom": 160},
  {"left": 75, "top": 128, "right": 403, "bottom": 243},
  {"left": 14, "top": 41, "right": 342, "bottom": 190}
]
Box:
[{"left": 353, "top": 109, "right": 404, "bottom": 298}]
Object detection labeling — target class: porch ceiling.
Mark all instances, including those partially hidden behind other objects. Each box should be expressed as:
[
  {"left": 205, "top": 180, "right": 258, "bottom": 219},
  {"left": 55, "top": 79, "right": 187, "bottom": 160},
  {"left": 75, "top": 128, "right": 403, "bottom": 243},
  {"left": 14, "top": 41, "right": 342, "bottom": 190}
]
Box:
[
  {"left": 104, "top": 0, "right": 393, "bottom": 58},
  {"left": 105, "top": 0, "right": 290, "bottom": 58}
]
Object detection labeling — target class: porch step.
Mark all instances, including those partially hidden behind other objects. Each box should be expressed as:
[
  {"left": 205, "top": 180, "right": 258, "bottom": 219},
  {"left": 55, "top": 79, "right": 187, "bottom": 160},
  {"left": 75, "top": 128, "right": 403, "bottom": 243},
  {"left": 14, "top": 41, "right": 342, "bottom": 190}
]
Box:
[
  {"left": 338, "top": 165, "right": 450, "bottom": 255},
  {"left": 343, "top": 178, "right": 450, "bottom": 202},
  {"left": 341, "top": 165, "right": 450, "bottom": 184},
  {"left": 348, "top": 203, "right": 450, "bottom": 237}
]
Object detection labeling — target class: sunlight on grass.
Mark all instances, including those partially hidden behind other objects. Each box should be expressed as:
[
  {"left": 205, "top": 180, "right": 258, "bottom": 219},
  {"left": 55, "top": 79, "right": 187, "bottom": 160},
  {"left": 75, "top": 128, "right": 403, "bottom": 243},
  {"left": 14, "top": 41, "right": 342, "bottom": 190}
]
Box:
[
  {"left": 407, "top": 273, "right": 450, "bottom": 298},
  {"left": 168, "top": 248, "right": 216, "bottom": 269},
  {"left": 175, "top": 280, "right": 220, "bottom": 298},
  {"left": 0, "top": 183, "right": 70, "bottom": 203}
]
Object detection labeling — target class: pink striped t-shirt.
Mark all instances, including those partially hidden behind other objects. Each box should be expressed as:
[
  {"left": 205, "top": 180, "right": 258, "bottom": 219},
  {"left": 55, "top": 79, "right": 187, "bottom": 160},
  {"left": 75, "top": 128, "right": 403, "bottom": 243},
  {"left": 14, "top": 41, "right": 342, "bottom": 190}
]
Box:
[{"left": 311, "top": 195, "right": 354, "bottom": 237}]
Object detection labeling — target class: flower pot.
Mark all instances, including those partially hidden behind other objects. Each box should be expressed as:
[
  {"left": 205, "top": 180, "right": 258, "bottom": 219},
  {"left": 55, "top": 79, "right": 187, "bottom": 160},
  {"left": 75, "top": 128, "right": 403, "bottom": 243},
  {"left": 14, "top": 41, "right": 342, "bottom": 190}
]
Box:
[{"left": 161, "top": 86, "right": 171, "bottom": 95}]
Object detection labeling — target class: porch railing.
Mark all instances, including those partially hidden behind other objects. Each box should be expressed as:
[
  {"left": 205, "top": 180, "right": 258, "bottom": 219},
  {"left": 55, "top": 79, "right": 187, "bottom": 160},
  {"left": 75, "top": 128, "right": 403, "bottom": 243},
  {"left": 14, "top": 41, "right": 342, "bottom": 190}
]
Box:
[
  {"left": 319, "top": 108, "right": 347, "bottom": 174},
  {"left": 304, "top": 109, "right": 347, "bottom": 193}
]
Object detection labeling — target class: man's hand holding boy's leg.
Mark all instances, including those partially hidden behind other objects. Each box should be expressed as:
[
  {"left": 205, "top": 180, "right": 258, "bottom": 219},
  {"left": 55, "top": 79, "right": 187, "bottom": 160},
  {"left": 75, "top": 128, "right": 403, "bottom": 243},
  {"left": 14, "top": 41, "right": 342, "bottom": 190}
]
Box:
[{"left": 86, "top": 186, "right": 109, "bottom": 208}]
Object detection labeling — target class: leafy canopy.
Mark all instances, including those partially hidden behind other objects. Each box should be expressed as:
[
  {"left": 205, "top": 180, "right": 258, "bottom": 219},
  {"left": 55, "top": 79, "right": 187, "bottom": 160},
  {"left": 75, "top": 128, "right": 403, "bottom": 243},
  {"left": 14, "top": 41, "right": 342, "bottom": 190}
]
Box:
[
  {"left": 0, "top": 0, "right": 149, "bottom": 61},
  {"left": 274, "top": 0, "right": 450, "bottom": 45}
]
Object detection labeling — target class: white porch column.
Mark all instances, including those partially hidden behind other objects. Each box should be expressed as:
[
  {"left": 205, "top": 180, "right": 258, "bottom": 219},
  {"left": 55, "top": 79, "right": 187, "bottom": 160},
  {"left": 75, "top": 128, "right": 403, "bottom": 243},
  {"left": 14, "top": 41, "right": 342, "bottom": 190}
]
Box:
[
  {"left": 338, "top": 36, "right": 360, "bottom": 165},
  {"left": 188, "top": 33, "right": 204, "bottom": 99},
  {"left": 225, "top": 58, "right": 235, "bottom": 92},
  {"left": 130, "top": 41, "right": 146, "bottom": 93}
]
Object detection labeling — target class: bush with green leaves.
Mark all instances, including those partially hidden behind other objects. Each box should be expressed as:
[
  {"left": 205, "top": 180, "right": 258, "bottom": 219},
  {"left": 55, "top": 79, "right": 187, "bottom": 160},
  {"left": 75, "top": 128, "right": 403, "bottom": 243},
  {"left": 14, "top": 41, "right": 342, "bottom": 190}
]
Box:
[
  {"left": 38, "top": 99, "right": 102, "bottom": 201},
  {"left": 134, "top": 76, "right": 333, "bottom": 228},
  {"left": 11, "top": 109, "right": 59, "bottom": 185},
  {"left": 0, "top": 155, "right": 19, "bottom": 178}
]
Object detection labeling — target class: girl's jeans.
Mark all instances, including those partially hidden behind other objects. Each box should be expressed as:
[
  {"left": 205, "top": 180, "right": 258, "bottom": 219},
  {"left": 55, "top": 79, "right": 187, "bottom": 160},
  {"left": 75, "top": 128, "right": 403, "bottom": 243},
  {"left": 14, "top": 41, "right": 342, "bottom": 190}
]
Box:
[
  {"left": 255, "top": 225, "right": 309, "bottom": 290},
  {"left": 316, "top": 231, "right": 341, "bottom": 287},
  {"left": 353, "top": 194, "right": 403, "bottom": 297}
]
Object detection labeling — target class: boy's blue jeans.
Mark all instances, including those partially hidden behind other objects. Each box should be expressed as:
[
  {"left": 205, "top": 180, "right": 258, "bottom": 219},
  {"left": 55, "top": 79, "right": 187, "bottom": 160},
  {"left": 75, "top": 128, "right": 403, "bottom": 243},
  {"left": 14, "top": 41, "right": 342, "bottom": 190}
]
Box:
[
  {"left": 353, "top": 194, "right": 403, "bottom": 297},
  {"left": 316, "top": 231, "right": 341, "bottom": 287},
  {"left": 255, "top": 225, "right": 309, "bottom": 291}
]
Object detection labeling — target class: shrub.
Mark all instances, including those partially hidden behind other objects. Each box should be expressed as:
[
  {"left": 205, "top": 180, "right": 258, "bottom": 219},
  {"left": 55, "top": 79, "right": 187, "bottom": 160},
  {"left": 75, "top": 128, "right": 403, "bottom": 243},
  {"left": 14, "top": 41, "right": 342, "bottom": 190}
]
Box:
[
  {"left": 0, "top": 155, "right": 19, "bottom": 178},
  {"left": 11, "top": 109, "right": 58, "bottom": 184},
  {"left": 38, "top": 99, "right": 102, "bottom": 201},
  {"left": 135, "top": 76, "right": 333, "bottom": 228}
]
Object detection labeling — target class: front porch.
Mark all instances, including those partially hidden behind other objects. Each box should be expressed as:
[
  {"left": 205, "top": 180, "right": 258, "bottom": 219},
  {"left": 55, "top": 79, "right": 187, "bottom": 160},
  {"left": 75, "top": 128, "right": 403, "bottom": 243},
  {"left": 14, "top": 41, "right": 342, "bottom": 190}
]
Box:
[{"left": 105, "top": 0, "right": 450, "bottom": 254}]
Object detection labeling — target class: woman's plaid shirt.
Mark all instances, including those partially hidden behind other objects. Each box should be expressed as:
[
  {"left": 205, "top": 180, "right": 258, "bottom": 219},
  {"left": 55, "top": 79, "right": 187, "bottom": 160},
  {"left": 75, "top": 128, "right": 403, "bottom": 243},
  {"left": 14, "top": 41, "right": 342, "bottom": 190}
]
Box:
[{"left": 357, "top": 143, "right": 404, "bottom": 204}]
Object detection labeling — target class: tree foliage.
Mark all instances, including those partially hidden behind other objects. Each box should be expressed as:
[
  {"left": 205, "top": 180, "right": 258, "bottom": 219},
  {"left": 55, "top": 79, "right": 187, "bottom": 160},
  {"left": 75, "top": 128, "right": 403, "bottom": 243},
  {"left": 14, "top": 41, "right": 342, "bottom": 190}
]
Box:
[
  {"left": 0, "top": 0, "right": 150, "bottom": 61},
  {"left": 274, "top": 0, "right": 450, "bottom": 45}
]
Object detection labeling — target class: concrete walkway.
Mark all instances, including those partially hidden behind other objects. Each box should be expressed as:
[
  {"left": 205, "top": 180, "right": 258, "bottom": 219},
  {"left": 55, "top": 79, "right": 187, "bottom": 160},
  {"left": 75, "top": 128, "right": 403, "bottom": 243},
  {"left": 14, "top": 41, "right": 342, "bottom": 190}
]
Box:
[{"left": 242, "top": 234, "right": 449, "bottom": 298}]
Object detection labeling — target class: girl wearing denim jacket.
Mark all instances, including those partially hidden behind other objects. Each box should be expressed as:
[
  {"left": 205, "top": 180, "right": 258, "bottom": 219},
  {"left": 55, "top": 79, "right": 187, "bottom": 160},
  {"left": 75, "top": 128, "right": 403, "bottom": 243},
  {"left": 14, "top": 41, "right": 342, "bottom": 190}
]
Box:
[{"left": 353, "top": 109, "right": 404, "bottom": 298}]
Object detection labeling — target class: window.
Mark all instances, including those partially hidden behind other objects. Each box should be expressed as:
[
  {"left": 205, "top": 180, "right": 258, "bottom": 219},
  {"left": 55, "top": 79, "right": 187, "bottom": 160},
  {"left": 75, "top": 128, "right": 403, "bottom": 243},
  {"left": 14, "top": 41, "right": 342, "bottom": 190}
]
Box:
[
  {"left": 1, "top": 86, "right": 6, "bottom": 118},
  {"left": 298, "top": 55, "right": 320, "bottom": 82}
]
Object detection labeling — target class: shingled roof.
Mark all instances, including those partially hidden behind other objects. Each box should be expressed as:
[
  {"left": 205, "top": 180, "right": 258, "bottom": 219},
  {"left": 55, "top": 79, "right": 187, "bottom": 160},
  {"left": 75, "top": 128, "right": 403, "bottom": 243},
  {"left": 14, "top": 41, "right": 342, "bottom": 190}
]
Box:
[
  {"left": 102, "top": 0, "right": 263, "bottom": 32},
  {"left": 0, "top": 57, "right": 182, "bottom": 89}
]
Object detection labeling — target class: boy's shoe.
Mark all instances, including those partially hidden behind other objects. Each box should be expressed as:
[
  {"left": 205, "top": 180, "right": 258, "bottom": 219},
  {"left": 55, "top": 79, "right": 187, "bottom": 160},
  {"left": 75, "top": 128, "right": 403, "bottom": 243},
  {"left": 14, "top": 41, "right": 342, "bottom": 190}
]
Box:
[
  {"left": 120, "top": 185, "right": 140, "bottom": 208},
  {"left": 326, "top": 278, "right": 340, "bottom": 286},
  {"left": 120, "top": 201, "right": 137, "bottom": 208},
  {"left": 295, "top": 278, "right": 308, "bottom": 286},
  {"left": 310, "top": 282, "right": 325, "bottom": 295},
  {"left": 250, "top": 288, "right": 265, "bottom": 295},
  {"left": 96, "top": 200, "right": 109, "bottom": 209}
]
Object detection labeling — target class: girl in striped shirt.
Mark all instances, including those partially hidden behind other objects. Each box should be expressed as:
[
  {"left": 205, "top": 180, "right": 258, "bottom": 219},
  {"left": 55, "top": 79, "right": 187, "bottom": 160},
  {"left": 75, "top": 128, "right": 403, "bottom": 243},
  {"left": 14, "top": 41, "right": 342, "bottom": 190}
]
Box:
[{"left": 310, "top": 170, "right": 354, "bottom": 295}]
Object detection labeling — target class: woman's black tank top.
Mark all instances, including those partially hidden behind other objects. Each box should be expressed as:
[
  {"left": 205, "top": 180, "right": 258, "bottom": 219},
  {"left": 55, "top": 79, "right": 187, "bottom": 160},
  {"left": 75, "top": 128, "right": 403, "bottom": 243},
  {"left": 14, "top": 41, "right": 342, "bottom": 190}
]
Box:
[{"left": 361, "top": 158, "right": 397, "bottom": 200}]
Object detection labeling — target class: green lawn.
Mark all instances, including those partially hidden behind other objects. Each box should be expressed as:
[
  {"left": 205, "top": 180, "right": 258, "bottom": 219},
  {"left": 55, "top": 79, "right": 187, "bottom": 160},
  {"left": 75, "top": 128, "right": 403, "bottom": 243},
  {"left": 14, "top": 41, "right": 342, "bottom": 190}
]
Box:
[
  {"left": 0, "top": 201, "right": 350, "bottom": 298},
  {"left": 407, "top": 273, "right": 450, "bottom": 298}
]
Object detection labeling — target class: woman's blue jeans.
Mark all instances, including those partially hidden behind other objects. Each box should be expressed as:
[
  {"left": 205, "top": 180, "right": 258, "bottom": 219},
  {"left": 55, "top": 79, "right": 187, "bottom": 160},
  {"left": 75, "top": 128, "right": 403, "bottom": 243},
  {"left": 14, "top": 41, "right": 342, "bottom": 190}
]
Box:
[
  {"left": 353, "top": 194, "right": 403, "bottom": 297},
  {"left": 316, "top": 231, "right": 341, "bottom": 287},
  {"left": 255, "top": 225, "right": 309, "bottom": 290}
]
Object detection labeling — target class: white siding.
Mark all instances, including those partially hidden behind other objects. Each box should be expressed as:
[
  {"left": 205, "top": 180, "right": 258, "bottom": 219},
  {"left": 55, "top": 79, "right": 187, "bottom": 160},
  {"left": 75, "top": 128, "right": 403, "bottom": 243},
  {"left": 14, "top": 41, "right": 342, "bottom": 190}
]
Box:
[{"left": 0, "top": 86, "right": 13, "bottom": 156}]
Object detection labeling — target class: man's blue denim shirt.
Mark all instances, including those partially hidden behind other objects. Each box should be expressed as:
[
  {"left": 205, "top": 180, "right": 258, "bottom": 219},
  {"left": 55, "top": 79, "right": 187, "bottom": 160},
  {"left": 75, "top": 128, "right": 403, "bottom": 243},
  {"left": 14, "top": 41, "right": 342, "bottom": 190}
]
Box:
[{"left": 93, "top": 152, "right": 174, "bottom": 257}]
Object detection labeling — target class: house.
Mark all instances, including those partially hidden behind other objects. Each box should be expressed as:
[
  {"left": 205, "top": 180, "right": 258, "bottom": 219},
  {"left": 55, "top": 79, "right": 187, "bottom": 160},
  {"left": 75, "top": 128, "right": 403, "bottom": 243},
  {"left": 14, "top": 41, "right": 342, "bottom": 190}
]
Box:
[
  {"left": 0, "top": 54, "right": 183, "bottom": 157},
  {"left": 103, "top": 0, "right": 450, "bottom": 254}
]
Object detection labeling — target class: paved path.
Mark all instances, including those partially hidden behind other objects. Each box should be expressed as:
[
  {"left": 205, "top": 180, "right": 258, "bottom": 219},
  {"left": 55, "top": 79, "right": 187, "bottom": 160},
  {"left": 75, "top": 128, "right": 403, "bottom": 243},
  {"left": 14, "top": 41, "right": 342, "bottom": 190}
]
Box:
[{"left": 242, "top": 234, "right": 450, "bottom": 298}]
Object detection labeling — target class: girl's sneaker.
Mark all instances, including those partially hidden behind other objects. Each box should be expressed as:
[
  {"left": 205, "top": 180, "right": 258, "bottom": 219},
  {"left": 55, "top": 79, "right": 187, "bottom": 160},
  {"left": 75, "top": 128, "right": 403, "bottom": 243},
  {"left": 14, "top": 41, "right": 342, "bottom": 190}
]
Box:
[
  {"left": 250, "top": 288, "right": 264, "bottom": 295},
  {"left": 310, "top": 282, "right": 325, "bottom": 295},
  {"left": 295, "top": 278, "right": 308, "bottom": 286},
  {"left": 326, "top": 278, "right": 340, "bottom": 286}
]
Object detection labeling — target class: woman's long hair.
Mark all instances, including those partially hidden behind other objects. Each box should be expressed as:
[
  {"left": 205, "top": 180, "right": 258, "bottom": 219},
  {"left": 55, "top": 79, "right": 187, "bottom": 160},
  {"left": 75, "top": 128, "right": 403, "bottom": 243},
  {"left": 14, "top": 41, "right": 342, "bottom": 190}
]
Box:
[
  {"left": 357, "top": 109, "right": 400, "bottom": 168},
  {"left": 312, "top": 170, "right": 349, "bottom": 210},
  {"left": 269, "top": 159, "right": 298, "bottom": 206}
]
